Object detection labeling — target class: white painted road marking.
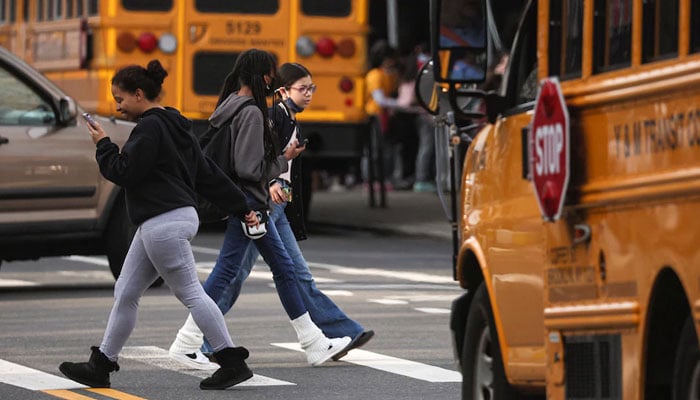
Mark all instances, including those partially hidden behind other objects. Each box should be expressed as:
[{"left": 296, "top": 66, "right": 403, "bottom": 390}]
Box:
[
  {"left": 414, "top": 307, "right": 451, "bottom": 314},
  {"left": 0, "top": 279, "right": 38, "bottom": 288},
  {"left": 62, "top": 255, "right": 109, "bottom": 266},
  {"left": 271, "top": 343, "right": 461, "bottom": 383},
  {"left": 119, "top": 346, "right": 294, "bottom": 387},
  {"left": 0, "top": 359, "right": 86, "bottom": 390}
]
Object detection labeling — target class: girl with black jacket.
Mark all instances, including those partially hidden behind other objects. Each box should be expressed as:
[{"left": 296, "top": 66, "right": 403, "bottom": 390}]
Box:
[{"left": 59, "top": 60, "right": 258, "bottom": 390}]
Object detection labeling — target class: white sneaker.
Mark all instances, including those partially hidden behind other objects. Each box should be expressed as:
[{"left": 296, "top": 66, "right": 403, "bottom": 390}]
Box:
[
  {"left": 305, "top": 336, "right": 352, "bottom": 367},
  {"left": 169, "top": 350, "right": 218, "bottom": 370}
]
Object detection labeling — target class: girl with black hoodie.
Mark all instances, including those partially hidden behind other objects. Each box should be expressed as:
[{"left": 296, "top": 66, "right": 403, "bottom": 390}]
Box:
[{"left": 58, "top": 60, "right": 257, "bottom": 390}]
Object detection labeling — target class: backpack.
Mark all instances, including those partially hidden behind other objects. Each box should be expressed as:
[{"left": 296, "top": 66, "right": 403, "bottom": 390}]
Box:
[{"left": 196, "top": 100, "right": 255, "bottom": 224}]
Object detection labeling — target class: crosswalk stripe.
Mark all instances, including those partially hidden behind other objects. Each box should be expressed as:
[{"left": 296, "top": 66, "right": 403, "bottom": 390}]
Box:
[
  {"left": 119, "top": 346, "right": 294, "bottom": 387},
  {"left": 0, "top": 359, "right": 86, "bottom": 390},
  {"left": 271, "top": 343, "right": 461, "bottom": 383}
]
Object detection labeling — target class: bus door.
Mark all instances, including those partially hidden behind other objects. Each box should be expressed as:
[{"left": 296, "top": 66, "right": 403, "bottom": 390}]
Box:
[{"left": 180, "top": 0, "right": 290, "bottom": 124}]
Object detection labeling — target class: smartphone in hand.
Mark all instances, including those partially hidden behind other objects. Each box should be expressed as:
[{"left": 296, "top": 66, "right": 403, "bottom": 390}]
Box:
[
  {"left": 81, "top": 112, "right": 98, "bottom": 129},
  {"left": 296, "top": 138, "right": 309, "bottom": 148}
]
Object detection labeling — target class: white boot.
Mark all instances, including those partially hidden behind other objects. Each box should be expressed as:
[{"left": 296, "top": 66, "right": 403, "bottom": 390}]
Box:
[
  {"left": 290, "top": 312, "right": 351, "bottom": 366},
  {"left": 168, "top": 314, "right": 217, "bottom": 370}
]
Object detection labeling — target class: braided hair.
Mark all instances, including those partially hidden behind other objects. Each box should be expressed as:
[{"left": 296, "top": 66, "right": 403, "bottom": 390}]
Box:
[{"left": 216, "top": 49, "right": 278, "bottom": 161}]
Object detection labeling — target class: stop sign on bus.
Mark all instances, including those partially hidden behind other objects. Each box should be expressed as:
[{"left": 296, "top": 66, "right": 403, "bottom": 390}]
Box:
[{"left": 529, "top": 78, "right": 569, "bottom": 221}]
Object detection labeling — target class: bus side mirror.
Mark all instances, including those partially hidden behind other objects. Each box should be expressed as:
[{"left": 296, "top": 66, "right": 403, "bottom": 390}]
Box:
[
  {"left": 430, "top": 0, "right": 488, "bottom": 84},
  {"left": 415, "top": 59, "right": 441, "bottom": 115}
]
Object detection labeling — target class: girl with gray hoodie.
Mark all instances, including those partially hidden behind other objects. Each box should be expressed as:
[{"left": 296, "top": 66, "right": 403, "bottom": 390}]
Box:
[{"left": 170, "top": 49, "right": 350, "bottom": 367}]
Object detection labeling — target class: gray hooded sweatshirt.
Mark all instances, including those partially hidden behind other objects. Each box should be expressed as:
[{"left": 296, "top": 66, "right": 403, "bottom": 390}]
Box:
[{"left": 209, "top": 93, "right": 287, "bottom": 208}]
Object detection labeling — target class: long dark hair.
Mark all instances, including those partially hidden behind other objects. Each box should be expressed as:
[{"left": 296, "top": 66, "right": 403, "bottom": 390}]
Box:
[
  {"left": 277, "top": 62, "right": 311, "bottom": 88},
  {"left": 216, "top": 49, "right": 278, "bottom": 161},
  {"left": 111, "top": 59, "right": 167, "bottom": 101}
]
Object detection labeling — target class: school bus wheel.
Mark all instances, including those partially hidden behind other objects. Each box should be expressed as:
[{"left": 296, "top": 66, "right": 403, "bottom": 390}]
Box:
[
  {"left": 672, "top": 316, "right": 700, "bottom": 399},
  {"left": 461, "top": 283, "right": 519, "bottom": 400}
]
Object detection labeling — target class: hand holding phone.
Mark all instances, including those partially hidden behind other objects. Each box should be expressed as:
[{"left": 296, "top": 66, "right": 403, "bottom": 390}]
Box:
[
  {"left": 296, "top": 138, "right": 309, "bottom": 148},
  {"left": 82, "top": 112, "right": 98, "bottom": 129}
]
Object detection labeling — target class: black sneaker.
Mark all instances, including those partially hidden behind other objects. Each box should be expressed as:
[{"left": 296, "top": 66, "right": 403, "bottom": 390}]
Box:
[{"left": 332, "top": 330, "right": 375, "bottom": 361}]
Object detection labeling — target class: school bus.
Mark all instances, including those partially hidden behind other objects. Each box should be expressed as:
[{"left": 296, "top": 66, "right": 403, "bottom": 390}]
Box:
[
  {"left": 0, "top": 0, "right": 377, "bottom": 168},
  {"left": 421, "top": 0, "right": 700, "bottom": 398}
]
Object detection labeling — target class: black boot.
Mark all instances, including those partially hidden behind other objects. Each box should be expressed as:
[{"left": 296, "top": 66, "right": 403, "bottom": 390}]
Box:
[
  {"left": 200, "top": 347, "right": 253, "bottom": 390},
  {"left": 59, "top": 346, "right": 120, "bottom": 388}
]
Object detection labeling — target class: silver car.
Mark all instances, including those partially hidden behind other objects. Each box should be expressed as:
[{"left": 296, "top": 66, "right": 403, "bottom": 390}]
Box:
[{"left": 0, "top": 46, "right": 135, "bottom": 280}]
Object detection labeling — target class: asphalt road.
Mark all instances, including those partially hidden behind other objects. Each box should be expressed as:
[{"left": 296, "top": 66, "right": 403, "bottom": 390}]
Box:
[{"left": 0, "top": 227, "right": 463, "bottom": 400}]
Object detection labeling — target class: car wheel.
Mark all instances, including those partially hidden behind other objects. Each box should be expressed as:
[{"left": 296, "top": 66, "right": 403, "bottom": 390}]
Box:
[
  {"left": 673, "top": 316, "right": 700, "bottom": 399},
  {"left": 462, "top": 283, "right": 518, "bottom": 400}
]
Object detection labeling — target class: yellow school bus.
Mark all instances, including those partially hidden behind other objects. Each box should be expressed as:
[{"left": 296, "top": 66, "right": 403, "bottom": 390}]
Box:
[
  {"left": 0, "top": 0, "right": 373, "bottom": 164},
  {"left": 422, "top": 0, "right": 700, "bottom": 398}
]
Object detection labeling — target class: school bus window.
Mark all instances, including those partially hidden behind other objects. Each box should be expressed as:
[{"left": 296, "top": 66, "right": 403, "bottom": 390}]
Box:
[
  {"left": 195, "top": 0, "right": 278, "bottom": 14},
  {"left": 509, "top": 0, "right": 537, "bottom": 104},
  {"left": 193, "top": 52, "right": 241, "bottom": 96},
  {"left": 122, "top": 0, "right": 171, "bottom": 12},
  {"left": 301, "top": 0, "right": 351, "bottom": 17},
  {"left": 642, "top": 0, "right": 678, "bottom": 63},
  {"left": 592, "top": 0, "right": 632, "bottom": 73},
  {"left": 50, "top": 0, "right": 62, "bottom": 20},
  {"left": 87, "top": 0, "right": 96, "bottom": 15},
  {"left": 692, "top": 0, "right": 700, "bottom": 53},
  {"left": 548, "top": 0, "right": 582, "bottom": 80}
]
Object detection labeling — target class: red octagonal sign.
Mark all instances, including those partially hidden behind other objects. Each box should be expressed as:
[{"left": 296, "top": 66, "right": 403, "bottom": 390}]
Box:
[{"left": 529, "top": 77, "right": 569, "bottom": 221}]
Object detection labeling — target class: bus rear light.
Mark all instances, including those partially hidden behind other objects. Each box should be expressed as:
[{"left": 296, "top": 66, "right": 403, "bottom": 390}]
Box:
[
  {"left": 296, "top": 36, "right": 316, "bottom": 58},
  {"left": 315, "top": 37, "right": 335, "bottom": 58},
  {"left": 137, "top": 32, "right": 158, "bottom": 53},
  {"left": 339, "top": 77, "right": 354, "bottom": 93},
  {"left": 158, "top": 33, "right": 177, "bottom": 54},
  {"left": 344, "top": 98, "right": 353, "bottom": 107},
  {"left": 336, "top": 38, "right": 355, "bottom": 58},
  {"left": 116, "top": 31, "right": 137, "bottom": 53}
]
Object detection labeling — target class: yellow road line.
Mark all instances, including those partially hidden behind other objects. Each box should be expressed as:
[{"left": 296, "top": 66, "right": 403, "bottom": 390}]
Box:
[
  {"left": 42, "top": 388, "right": 148, "bottom": 400},
  {"left": 88, "top": 388, "right": 147, "bottom": 399},
  {"left": 42, "top": 390, "right": 95, "bottom": 400}
]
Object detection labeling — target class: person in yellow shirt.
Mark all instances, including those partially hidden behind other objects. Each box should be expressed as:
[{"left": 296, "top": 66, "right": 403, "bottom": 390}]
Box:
[{"left": 364, "top": 40, "right": 400, "bottom": 192}]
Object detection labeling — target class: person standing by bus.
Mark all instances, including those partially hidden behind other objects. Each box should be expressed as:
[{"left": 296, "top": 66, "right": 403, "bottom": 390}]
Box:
[
  {"left": 169, "top": 50, "right": 351, "bottom": 368},
  {"left": 169, "top": 62, "right": 374, "bottom": 369},
  {"left": 58, "top": 60, "right": 259, "bottom": 390}
]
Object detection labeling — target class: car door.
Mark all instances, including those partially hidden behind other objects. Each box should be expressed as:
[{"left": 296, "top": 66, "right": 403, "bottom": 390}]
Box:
[{"left": 0, "top": 59, "right": 102, "bottom": 230}]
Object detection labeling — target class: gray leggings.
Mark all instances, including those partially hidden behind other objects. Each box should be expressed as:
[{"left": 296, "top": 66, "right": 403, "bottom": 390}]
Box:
[{"left": 99, "top": 206, "right": 233, "bottom": 360}]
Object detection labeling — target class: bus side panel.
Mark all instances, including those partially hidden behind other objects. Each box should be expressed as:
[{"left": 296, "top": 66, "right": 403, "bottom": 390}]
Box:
[{"left": 467, "top": 113, "right": 547, "bottom": 384}]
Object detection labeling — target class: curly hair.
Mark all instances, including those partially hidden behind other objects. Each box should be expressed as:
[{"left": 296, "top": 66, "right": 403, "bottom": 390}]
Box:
[{"left": 111, "top": 59, "right": 167, "bottom": 101}]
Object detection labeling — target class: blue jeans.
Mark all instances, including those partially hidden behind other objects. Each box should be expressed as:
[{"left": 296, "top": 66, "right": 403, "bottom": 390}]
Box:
[
  {"left": 202, "top": 200, "right": 306, "bottom": 320},
  {"left": 202, "top": 188, "right": 363, "bottom": 353}
]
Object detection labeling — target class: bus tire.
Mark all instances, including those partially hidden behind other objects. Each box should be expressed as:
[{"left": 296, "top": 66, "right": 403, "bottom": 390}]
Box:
[
  {"left": 461, "top": 283, "right": 518, "bottom": 400},
  {"left": 673, "top": 316, "right": 700, "bottom": 400}
]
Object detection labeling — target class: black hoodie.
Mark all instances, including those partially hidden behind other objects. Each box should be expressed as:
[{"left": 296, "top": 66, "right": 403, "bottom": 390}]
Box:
[{"left": 95, "top": 107, "right": 249, "bottom": 225}]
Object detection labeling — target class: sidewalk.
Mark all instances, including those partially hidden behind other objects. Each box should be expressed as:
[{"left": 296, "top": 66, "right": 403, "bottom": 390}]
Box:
[{"left": 307, "top": 187, "right": 454, "bottom": 241}]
